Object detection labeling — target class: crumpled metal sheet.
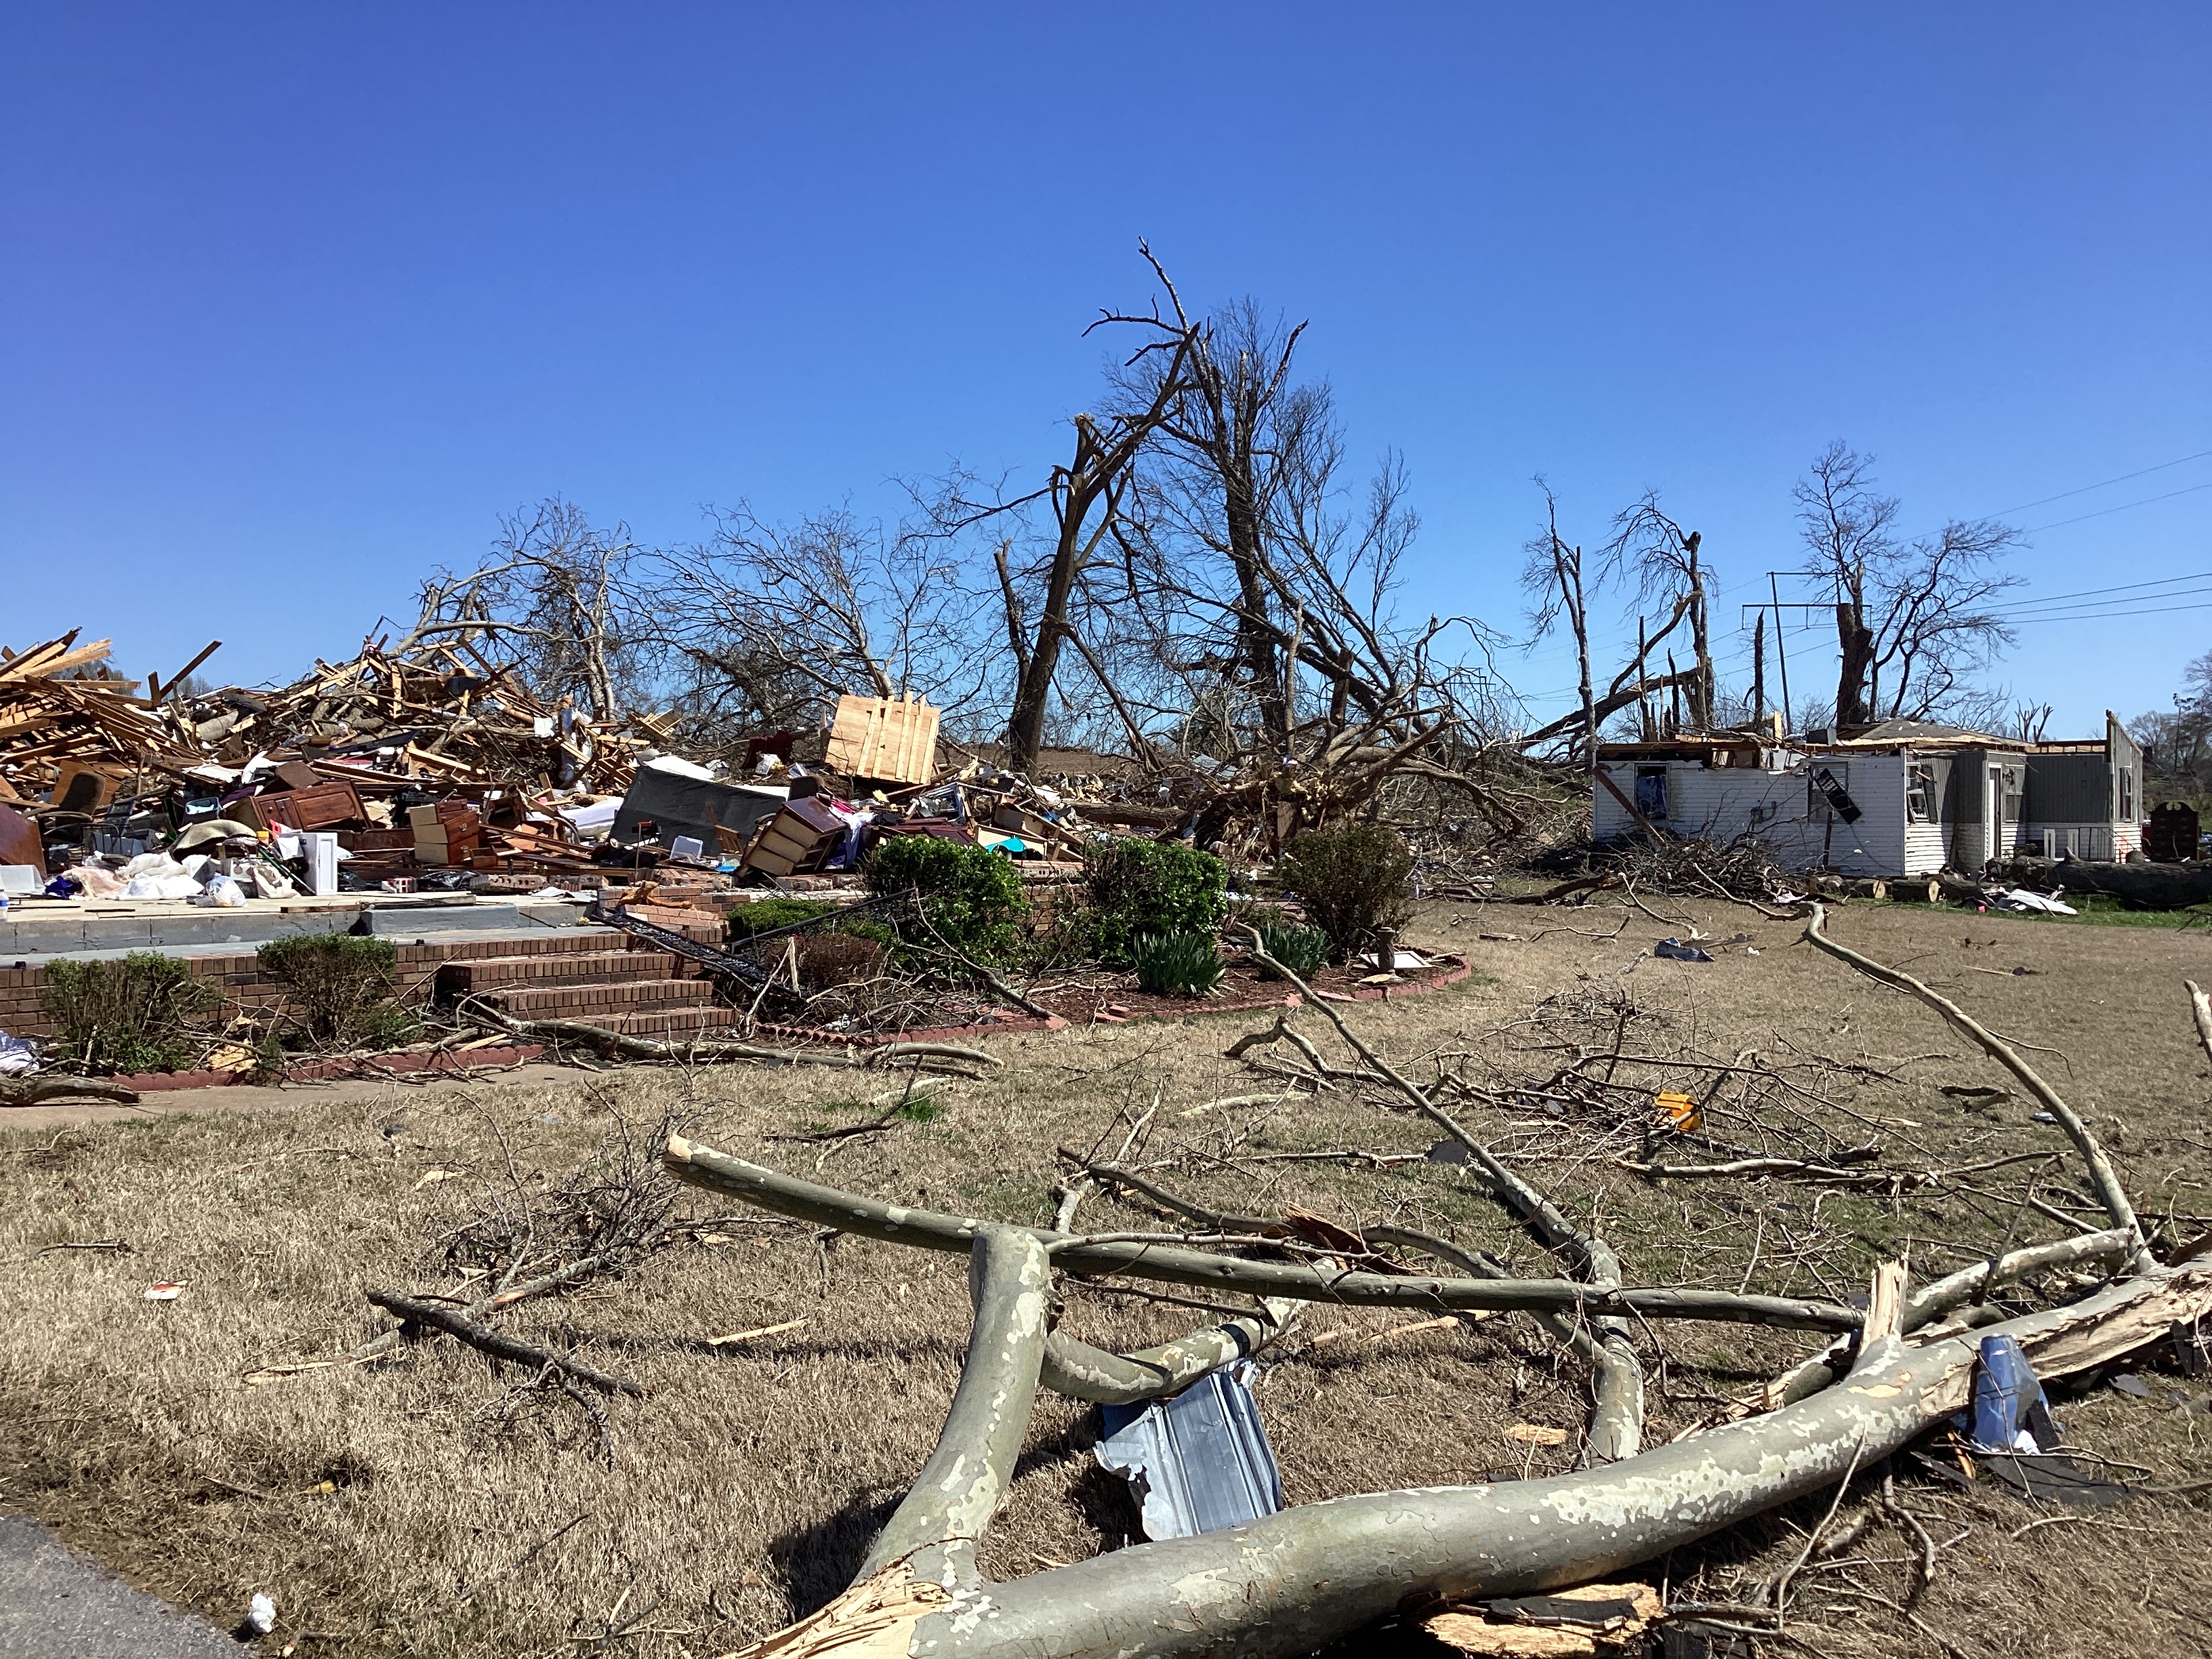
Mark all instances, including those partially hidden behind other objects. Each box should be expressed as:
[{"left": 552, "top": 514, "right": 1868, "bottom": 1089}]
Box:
[{"left": 1094, "top": 1360, "right": 1284, "bottom": 1540}]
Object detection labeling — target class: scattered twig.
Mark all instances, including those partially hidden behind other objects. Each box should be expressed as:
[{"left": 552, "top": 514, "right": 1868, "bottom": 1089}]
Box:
[{"left": 366, "top": 1288, "right": 644, "bottom": 1397}]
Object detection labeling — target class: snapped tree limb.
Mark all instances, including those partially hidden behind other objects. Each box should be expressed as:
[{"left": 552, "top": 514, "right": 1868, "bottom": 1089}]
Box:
[
  {"left": 661, "top": 1138, "right": 1858, "bottom": 1330},
  {"left": 457, "top": 998, "right": 1000, "bottom": 1076},
  {"left": 701, "top": 1160, "right": 2210, "bottom": 1659}
]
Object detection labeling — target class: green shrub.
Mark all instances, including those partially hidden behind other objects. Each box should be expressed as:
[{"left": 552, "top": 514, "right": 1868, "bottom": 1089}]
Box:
[
  {"left": 725, "top": 898, "right": 841, "bottom": 941},
  {"left": 864, "top": 834, "right": 1029, "bottom": 964},
  {"left": 1130, "top": 931, "right": 1227, "bottom": 998},
  {"left": 257, "top": 935, "right": 419, "bottom": 1051},
  {"left": 41, "top": 952, "right": 220, "bottom": 1073},
  {"left": 1082, "top": 838, "right": 1228, "bottom": 962},
  {"left": 1252, "top": 921, "right": 1332, "bottom": 981},
  {"left": 1279, "top": 823, "right": 1414, "bottom": 961}
]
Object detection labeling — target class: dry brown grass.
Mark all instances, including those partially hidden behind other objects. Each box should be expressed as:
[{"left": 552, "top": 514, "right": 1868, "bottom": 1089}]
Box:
[{"left": 3, "top": 896, "right": 2212, "bottom": 1656}]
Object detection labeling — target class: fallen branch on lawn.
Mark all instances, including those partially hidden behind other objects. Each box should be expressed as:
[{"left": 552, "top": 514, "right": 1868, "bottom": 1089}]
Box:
[
  {"left": 1506, "top": 873, "right": 1623, "bottom": 905},
  {"left": 365, "top": 1288, "right": 643, "bottom": 1397},
  {"left": 2188, "top": 980, "right": 2212, "bottom": 1071},
  {"left": 456, "top": 997, "right": 1000, "bottom": 1076},
  {"left": 1237, "top": 926, "right": 1645, "bottom": 1464},
  {"left": 1803, "top": 902, "right": 2152, "bottom": 1271},
  {"left": 1221, "top": 1011, "right": 1376, "bottom": 1085},
  {"left": 674, "top": 1151, "right": 2212, "bottom": 1659},
  {"left": 0, "top": 1076, "right": 142, "bottom": 1107},
  {"left": 661, "top": 1138, "right": 1858, "bottom": 1330},
  {"left": 1616, "top": 1151, "right": 1914, "bottom": 1188}
]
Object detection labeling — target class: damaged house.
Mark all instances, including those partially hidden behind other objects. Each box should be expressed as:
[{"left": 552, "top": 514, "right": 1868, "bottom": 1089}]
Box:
[{"left": 1593, "top": 714, "right": 2144, "bottom": 877}]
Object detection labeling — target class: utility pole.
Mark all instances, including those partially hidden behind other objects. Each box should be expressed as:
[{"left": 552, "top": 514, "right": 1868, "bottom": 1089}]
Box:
[
  {"left": 1751, "top": 610, "right": 1766, "bottom": 727},
  {"left": 1768, "top": 571, "right": 1793, "bottom": 733}
]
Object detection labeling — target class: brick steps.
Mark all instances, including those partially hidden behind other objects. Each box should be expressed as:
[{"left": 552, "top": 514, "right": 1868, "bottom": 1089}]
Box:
[
  {"left": 436, "top": 951, "right": 680, "bottom": 994},
  {"left": 475, "top": 977, "right": 715, "bottom": 1018},
  {"left": 585, "top": 1006, "right": 731, "bottom": 1036}
]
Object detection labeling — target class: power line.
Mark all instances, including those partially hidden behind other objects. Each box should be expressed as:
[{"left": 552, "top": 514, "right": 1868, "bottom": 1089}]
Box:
[
  {"left": 1986, "top": 567, "right": 2212, "bottom": 611},
  {"left": 2003, "top": 598, "right": 2212, "bottom": 624},
  {"left": 2022, "top": 480, "right": 2212, "bottom": 535},
  {"left": 1995, "top": 590, "right": 2212, "bottom": 621},
  {"left": 1981, "top": 447, "right": 2212, "bottom": 518}
]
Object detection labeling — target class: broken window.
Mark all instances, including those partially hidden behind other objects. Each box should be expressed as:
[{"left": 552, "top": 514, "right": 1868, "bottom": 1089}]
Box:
[
  {"left": 2117, "top": 765, "right": 2135, "bottom": 822},
  {"left": 1907, "top": 763, "right": 1938, "bottom": 824},
  {"left": 2002, "top": 764, "right": 2024, "bottom": 824},
  {"left": 1633, "top": 767, "right": 1668, "bottom": 821},
  {"left": 1806, "top": 763, "right": 1862, "bottom": 823}
]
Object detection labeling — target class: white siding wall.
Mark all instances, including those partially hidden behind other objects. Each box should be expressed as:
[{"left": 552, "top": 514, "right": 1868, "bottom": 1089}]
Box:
[
  {"left": 1595, "top": 754, "right": 1910, "bottom": 876},
  {"left": 1903, "top": 819, "right": 1948, "bottom": 876}
]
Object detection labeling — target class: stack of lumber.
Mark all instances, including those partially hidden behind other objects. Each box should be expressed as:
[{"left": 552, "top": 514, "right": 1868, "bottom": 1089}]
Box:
[
  {"left": 0, "top": 632, "right": 199, "bottom": 805},
  {"left": 178, "top": 637, "right": 670, "bottom": 796}
]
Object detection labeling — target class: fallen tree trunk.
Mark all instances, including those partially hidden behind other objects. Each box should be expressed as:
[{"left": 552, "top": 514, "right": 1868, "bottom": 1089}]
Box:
[
  {"left": 695, "top": 1147, "right": 2210, "bottom": 1659},
  {"left": 905, "top": 1269, "right": 2212, "bottom": 1659},
  {"left": 0, "top": 1076, "right": 142, "bottom": 1107},
  {"left": 1995, "top": 855, "right": 2212, "bottom": 910}
]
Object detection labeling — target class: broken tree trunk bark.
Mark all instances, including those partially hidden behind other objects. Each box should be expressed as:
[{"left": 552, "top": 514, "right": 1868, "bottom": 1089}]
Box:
[
  {"left": 856, "top": 1227, "right": 1049, "bottom": 1585},
  {"left": 725, "top": 1244, "right": 2211, "bottom": 1659}
]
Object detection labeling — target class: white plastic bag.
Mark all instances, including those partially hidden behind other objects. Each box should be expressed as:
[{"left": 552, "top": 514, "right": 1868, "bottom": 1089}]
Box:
[{"left": 194, "top": 874, "right": 248, "bottom": 908}]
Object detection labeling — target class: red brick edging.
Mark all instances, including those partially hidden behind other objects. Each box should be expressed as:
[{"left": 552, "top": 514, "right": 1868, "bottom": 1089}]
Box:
[{"left": 108, "top": 1042, "right": 550, "bottom": 1092}]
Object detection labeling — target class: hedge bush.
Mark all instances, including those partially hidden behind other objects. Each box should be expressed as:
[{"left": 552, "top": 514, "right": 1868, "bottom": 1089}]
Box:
[
  {"left": 1279, "top": 823, "right": 1414, "bottom": 961},
  {"left": 725, "top": 898, "right": 842, "bottom": 941},
  {"left": 864, "top": 834, "right": 1029, "bottom": 964},
  {"left": 41, "top": 952, "right": 220, "bottom": 1073},
  {"left": 1081, "top": 838, "right": 1228, "bottom": 962},
  {"left": 257, "top": 934, "right": 419, "bottom": 1050}
]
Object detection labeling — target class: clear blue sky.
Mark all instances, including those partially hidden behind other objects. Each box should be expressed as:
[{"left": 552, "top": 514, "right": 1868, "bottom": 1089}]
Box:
[{"left": 5, "top": 5, "right": 2207, "bottom": 735}]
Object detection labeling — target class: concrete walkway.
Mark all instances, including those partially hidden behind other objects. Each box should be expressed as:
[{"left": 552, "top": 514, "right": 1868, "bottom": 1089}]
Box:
[{"left": 0, "top": 1516, "right": 238, "bottom": 1657}]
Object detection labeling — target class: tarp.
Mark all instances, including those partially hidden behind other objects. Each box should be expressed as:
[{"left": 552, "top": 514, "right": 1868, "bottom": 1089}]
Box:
[{"left": 611, "top": 769, "right": 787, "bottom": 855}]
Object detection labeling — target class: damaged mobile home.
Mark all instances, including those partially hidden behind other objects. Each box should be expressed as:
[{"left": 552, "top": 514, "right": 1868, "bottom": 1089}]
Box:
[{"left": 1593, "top": 714, "right": 2145, "bottom": 877}]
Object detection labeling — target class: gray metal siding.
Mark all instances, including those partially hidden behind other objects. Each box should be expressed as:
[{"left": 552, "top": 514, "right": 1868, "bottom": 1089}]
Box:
[{"left": 2026, "top": 753, "right": 2108, "bottom": 823}]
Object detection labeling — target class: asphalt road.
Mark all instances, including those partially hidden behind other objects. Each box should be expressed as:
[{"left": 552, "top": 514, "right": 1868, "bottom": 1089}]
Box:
[{"left": 0, "top": 1516, "right": 239, "bottom": 1658}]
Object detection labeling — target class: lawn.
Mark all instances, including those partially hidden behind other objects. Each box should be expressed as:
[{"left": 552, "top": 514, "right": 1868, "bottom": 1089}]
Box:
[{"left": 4, "top": 895, "right": 2211, "bottom": 1657}]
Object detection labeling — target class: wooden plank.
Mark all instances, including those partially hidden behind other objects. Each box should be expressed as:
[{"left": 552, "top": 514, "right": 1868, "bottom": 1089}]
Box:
[
  {"left": 3, "top": 639, "right": 115, "bottom": 681},
  {"left": 826, "top": 693, "right": 939, "bottom": 785}
]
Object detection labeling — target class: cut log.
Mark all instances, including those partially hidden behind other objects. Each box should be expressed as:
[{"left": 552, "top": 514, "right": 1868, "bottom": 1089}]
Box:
[{"left": 1994, "top": 856, "right": 2212, "bottom": 910}]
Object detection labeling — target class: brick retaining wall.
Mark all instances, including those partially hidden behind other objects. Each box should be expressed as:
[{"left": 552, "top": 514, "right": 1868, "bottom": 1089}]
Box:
[{"left": 0, "top": 930, "right": 671, "bottom": 1041}]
